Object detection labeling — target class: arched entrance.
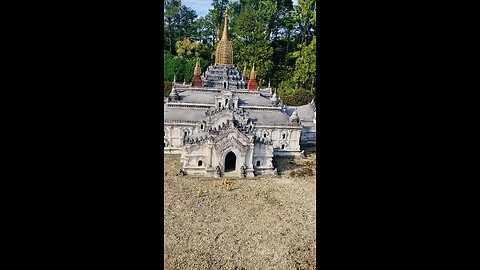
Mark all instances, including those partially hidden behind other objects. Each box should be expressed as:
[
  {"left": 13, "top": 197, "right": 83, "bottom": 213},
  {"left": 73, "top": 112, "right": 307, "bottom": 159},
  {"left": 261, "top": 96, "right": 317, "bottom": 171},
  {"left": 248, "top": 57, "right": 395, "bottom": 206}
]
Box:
[{"left": 225, "top": 151, "right": 236, "bottom": 172}]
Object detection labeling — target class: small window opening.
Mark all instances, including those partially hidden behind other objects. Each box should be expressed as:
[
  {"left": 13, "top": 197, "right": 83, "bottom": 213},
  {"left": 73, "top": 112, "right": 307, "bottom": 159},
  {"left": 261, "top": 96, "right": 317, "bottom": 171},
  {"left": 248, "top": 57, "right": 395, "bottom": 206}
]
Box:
[
  {"left": 256, "top": 161, "right": 261, "bottom": 166},
  {"left": 264, "top": 133, "right": 267, "bottom": 138},
  {"left": 218, "top": 102, "right": 221, "bottom": 108},
  {"left": 281, "top": 145, "right": 285, "bottom": 149},
  {"left": 283, "top": 134, "right": 286, "bottom": 139},
  {"left": 198, "top": 160, "right": 203, "bottom": 166},
  {"left": 184, "top": 131, "right": 187, "bottom": 136},
  {"left": 200, "top": 124, "right": 204, "bottom": 130}
]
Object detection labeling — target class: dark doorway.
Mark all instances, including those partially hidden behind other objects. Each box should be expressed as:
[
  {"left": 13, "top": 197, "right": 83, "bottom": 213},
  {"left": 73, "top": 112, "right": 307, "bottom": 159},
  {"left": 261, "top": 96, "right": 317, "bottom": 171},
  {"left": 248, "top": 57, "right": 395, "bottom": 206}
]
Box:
[{"left": 225, "top": 152, "right": 236, "bottom": 172}]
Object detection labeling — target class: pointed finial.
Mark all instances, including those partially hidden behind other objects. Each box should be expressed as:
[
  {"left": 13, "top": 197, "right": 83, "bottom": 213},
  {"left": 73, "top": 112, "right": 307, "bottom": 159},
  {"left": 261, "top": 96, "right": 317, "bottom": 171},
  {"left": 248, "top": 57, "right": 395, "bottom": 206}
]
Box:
[
  {"left": 194, "top": 58, "right": 202, "bottom": 76},
  {"left": 173, "top": 76, "right": 176, "bottom": 83},
  {"left": 250, "top": 64, "right": 256, "bottom": 80},
  {"left": 290, "top": 109, "right": 299, "bottom": 123},
  {"left": 268, "top": 79, "right": 271, "bottom": 88},
  {"left": 221, "top": 7, "right": 229, "bottom": 41}
]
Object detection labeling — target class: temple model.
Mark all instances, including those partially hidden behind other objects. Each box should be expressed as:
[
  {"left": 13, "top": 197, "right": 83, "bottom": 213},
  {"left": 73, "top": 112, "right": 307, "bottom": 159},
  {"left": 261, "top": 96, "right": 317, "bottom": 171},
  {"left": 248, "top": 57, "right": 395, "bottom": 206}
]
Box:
[{"left": 164, "top": 8, "right": 316, "bottom": 178}]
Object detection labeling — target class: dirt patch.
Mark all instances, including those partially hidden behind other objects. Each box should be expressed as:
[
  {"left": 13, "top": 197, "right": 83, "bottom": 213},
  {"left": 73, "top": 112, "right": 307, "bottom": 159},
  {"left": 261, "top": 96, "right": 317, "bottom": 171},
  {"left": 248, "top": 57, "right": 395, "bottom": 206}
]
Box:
[{"left": 164, "top": 153, "right": 316, "bottom": 270}]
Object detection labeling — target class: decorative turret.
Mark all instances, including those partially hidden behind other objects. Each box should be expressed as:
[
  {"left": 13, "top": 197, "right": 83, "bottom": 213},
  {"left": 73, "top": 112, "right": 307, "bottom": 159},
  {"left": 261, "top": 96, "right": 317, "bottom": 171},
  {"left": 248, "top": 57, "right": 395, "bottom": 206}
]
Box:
[
  {"left": 242, "top": 66, "right": 248, "bottom": 80},
  {"left": 169, "top": 85, "right": 179, "bottom": 101},
  {"left": 194, "top": 59, "right": 201, "bottom": 76},
  {"left": 191, "top": 58, "right": 203, "bottom": 87},
  {"left": 290, "top": 109, "right": 299, "bottom": 123},
  {"left": 215, "top": 8, "right": 234, "bottom": 66},
  {"left": 270, "top": 90, "right": 280, "bottom": 106},
  {"left": 250, "top": 64, "right": 256, "bottom": 80},
  {"left": 247, "top": 64, "right": 259, "bottom": 90}
]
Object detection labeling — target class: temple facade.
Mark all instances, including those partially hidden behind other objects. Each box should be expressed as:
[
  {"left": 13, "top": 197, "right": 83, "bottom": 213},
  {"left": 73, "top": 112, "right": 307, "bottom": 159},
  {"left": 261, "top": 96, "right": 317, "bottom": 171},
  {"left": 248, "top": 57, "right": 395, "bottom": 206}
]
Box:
[{"left": 164, "top": 9, "right": 316, "bottom": 178}]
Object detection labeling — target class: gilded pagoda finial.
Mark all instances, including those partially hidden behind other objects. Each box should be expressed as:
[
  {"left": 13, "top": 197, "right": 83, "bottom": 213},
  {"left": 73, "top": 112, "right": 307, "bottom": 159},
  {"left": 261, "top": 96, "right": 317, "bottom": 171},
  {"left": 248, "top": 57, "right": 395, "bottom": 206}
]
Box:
[
  {"left": 242, "top": 65, "right": 248, "bottom": 78},
  {"left": 215, "top": 6, "right": 233, "bottom": 66},
  {"left": 194, "top": 58, "right": 201, "bottom": 76},
  {"left": 250, "top": 64, "right": 256, "bottom": 80},
  {"left": 221, "top": 7, "right": 229, "bottom": 41}
]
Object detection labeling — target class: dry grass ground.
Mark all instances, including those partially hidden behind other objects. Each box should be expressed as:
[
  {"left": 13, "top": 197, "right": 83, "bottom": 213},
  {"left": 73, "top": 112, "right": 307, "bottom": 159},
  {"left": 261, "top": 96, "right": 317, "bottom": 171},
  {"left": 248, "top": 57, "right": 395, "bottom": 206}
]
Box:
[{"left": 164, "top": 149, "right": 316, "bottom": 270}]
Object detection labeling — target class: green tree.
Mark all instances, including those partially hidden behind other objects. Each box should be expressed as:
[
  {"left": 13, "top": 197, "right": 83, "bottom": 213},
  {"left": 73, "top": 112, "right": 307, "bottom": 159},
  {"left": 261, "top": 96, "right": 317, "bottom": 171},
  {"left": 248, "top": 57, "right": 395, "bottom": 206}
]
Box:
[
  {"left": 164, "top": 0, "right": 181, "bottom": 53},
  {"left": 164, "top": 0, "right": 198, "bottom": 54},
  {"left": 293, "top": 0, "right": 316, "bottom": 45},
  {"left": 175, "top": 38, "right": 202, "bottom": 60},
  {"left": 292, "top": 36, "right": 316, "bottom": 89},
  {"left": 171, "top": 57, "right": 186, "bottom": 82},
  {"left": 164, "top": 50, "right": 174, "bottom": 81}
]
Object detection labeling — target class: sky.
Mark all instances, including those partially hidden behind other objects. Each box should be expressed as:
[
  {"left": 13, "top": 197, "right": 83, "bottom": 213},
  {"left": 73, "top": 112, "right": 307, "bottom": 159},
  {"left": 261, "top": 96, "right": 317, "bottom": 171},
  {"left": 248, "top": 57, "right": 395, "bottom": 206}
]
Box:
[{"left": 182, "top": 0, "right": 298, "bottom": 17}]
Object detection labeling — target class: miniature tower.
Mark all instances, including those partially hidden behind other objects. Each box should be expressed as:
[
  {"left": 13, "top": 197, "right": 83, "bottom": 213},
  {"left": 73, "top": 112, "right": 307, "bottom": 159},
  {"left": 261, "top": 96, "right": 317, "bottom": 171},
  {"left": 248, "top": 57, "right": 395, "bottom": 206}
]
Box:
[
  {"left": 242, "top": 66, "right": 248, "bottom": 80},
  {"left": 270, "top": 90, "right": 280, "bottom": 106},
  {"left": 247, "top": 64, "right": 259, "bottom": 90},
  {"left": 169, "top": 85, "right": 179, "bottom": 101},
  {"left": 191, "top": 58, "right": 203, "bottom": 87},
  {"left": 290, "top": 109, "right": 299, "bottom": 123}
]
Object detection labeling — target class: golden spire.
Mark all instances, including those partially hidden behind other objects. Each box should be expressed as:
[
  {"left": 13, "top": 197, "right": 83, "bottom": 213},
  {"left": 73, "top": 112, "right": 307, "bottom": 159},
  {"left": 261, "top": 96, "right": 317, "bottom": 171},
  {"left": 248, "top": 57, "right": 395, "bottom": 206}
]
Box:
[
  {"left": 194, "top": 58, "right": 201, "bottom": 76},
  {"left": 250, "top": 64, "right": 256, "bottom": 80},
  {"left": 221, "top": 8, "right": 229, "bottom": 41},
  {"left": 215, "top": 8, "right": 234, "bottom": 66},
  {"left": 242, "top": 66, "right": 248, "bottom": 78}
]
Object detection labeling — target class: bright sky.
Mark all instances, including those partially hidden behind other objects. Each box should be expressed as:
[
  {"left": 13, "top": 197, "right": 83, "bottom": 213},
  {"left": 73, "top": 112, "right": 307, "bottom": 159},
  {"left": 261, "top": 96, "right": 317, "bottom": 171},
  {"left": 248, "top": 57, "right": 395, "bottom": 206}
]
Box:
[{"left": 182, "top": 0, "right": 298, "bottom": 17}]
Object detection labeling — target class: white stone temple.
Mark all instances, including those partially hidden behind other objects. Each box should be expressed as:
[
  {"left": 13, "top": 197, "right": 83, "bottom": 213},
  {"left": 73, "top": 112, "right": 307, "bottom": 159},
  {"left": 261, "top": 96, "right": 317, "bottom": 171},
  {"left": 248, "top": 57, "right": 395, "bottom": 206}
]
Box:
[{"left": 163, "top": 9, "right": 315, "bottom": 178}]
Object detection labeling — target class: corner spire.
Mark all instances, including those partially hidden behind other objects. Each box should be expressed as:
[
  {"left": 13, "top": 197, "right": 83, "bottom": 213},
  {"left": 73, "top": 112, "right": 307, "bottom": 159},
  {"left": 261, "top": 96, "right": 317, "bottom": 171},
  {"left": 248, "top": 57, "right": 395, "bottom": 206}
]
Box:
[
  {"left": 250, "top": 64, "right": 256, "bottom": 80},
  {"left": 191, "top": 58, "right": 203, "bottom": 87},
  {"left": 247, "top": 63, "right": 259, "bottom": 90},
  {"left": 242, "top": 65, "right": 248, "bottom": 78},
  {"left": 194, "top": 58, "right": 201, "bottom": 76}
]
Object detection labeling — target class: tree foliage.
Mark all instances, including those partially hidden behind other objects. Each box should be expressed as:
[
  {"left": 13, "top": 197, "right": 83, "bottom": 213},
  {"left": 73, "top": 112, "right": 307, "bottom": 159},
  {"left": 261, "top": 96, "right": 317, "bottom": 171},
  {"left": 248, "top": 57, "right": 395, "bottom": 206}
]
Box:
[{"left": 292, "top": 36, "right": 316, "bottom": 89}]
